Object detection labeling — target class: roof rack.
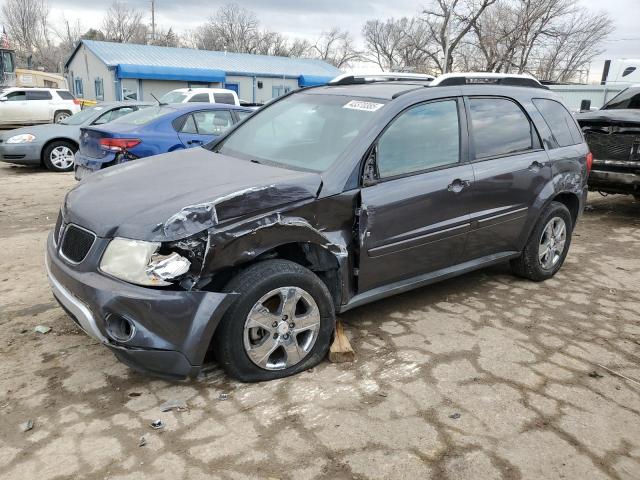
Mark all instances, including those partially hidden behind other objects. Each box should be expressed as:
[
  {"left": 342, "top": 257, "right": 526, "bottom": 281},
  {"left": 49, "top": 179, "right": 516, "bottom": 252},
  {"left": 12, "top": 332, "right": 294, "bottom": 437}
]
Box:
[
  {"left": 430, "top": 72, "right": 547, "bottom": 89},
  {"left": 329, "top": 72, "right": 435, "bottom": 86}
]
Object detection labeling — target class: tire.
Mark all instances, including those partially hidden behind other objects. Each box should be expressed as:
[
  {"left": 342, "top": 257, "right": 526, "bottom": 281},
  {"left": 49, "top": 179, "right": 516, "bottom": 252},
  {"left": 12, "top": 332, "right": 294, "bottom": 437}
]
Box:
[
  {"left": 510, "top": 201, "right": 573, "bottom": 282},
  {"left": 633, "top": 194, "right": 640, "bottom": 202},
  {"left": 53, "top": 111, "right": 71, "bottom": 123},
  {"left": 42, "top": 140, "right": 76, "bottom": 172},
  {"left": 213, "top": 259, "right": 335, "bottom": 382}
]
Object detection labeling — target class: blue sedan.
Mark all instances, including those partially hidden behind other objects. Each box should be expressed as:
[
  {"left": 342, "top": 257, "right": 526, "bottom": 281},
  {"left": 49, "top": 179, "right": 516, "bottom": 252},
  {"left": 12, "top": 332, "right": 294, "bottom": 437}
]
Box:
[{"left": 74, "top": 103, "right": 253, "bottom": 180}]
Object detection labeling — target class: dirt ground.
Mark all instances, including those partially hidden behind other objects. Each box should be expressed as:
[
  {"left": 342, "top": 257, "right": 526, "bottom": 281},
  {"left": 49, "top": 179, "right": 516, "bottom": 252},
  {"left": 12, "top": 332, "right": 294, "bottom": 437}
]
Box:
[{"left": 0, "top": 161, "right": 639, "bottom": 480}]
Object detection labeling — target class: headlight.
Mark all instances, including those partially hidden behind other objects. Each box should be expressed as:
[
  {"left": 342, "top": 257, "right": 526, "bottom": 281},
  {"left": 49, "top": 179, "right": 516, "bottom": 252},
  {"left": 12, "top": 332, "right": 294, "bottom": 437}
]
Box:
[
  {"left": 6, "top": 133, "right": 36, "bottom": 144},
  {"left": 100, "top": 238, "right": 191, "bottom": 286}
]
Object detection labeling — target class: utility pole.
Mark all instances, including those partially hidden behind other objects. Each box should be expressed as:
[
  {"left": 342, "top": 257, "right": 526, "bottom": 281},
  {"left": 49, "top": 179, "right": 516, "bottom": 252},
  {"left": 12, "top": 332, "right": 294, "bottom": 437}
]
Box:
[{"left": 151, "top": 0, "right": 156, "bottom": 43}]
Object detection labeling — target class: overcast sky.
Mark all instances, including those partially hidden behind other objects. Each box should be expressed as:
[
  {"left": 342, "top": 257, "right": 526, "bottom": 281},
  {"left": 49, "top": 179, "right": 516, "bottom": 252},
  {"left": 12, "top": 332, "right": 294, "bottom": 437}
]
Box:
[{"left": 2, "top": 0, "right": 639, "bottom": 79}]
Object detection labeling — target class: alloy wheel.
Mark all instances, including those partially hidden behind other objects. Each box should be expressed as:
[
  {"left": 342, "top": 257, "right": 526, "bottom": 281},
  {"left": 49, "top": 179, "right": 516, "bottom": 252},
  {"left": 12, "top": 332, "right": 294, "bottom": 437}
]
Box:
[
  {"left": 50, "top": 146, "right": 75, "bottom": 170},
  {"left": 243, "top": 286, "right": 321, "bottom": 370},
  {"left": 538, "top": 216, "right": 567, "bottom": 270}
]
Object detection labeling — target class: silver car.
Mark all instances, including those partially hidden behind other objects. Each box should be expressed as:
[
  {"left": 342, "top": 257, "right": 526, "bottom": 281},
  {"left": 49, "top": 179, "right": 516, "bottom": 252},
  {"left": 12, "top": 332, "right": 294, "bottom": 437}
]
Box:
[{"left": 0, "top": 102, "right": 152, "bottom": 172}]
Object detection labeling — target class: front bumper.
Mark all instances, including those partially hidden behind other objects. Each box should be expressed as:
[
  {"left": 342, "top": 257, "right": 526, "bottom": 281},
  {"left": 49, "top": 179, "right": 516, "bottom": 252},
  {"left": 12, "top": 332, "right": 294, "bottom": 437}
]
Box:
[
  {"left": 0, "top": 142, "right": 42, "bottom": 165},
  {"left": 45, "top": 232, "right": 235, "bottom": 378}
]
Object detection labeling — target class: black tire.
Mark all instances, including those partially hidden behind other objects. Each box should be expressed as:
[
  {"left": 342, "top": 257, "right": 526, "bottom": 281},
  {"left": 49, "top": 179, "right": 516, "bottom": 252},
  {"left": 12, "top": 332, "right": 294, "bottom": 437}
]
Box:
[
  {"left": 633, "top": 194, "right": 640, "bottom": 203},
  {"left": 213, "top": 259, "right": 335, "bottom": 382},
  {"left": 510, "top": 201, "right": 573, "bottom": 282},
  {"left": 53, "top": 111, "right": 71, "bottom": 124},
  {"left": 42, "top": 140, "right": 76, "bottom": 172}
]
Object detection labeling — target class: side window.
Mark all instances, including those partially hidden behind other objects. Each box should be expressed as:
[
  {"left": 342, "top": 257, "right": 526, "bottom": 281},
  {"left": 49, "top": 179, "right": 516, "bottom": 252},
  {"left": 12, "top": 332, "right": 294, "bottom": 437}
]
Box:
[
  {"left": 180, "top": 115, "right": 198, "bottom": 134},
  {"left": 236, "top": 110, "right": 252, "bottom": 121},
  {"left": 533, "top": 98, "right": 582, "bottom": 147},
  {"left": 214, "top": 93, "right": 236, "bottom": 105},
  {"left": 622, "top": 67, "right": 636, "bottom": 77},
  {"left": 94, "top": 78, "right": 104, "bottom": 101},
  {"left": 469, "top": 97, "right": 534, "bottom": 159},
  {"left": 188, "top": 93, "right": 210, "bottom": 103},
  {"left": 56, "top": 90, "right": 75, "bottom": 100},
  {"left": 74, "top": 78, "right": 84, "bottom": 98},
  {"left": 194, "top": 110, "right": 233, "bottom": 135},
  {"left": 377, "top": 100, "right": 460, "bottom": 178},
  {"left": 5, "top": 91, "right": 26, "bottom": 101},
  {"left": 27, "top": 91, "right": 53, "bottom": 100}
]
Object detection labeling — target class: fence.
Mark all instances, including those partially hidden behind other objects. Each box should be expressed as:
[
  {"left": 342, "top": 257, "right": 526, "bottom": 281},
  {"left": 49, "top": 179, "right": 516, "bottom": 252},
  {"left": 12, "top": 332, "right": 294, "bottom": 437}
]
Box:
[{"left": 547, "top": 84, "right": 627, "bottom": 112}]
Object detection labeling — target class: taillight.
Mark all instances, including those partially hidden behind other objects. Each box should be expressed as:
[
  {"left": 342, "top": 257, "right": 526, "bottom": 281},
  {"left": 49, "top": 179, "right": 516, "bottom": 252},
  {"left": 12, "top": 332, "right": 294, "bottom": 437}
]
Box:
[
  {"left": 99, "top": 138, "right": 141, "bottom": 152},
  {"left": 586, "top": 151, "right": 593, "bottom": 173},
  {"left": 73, "top": 99, "right": 81, "bottom": 105}
]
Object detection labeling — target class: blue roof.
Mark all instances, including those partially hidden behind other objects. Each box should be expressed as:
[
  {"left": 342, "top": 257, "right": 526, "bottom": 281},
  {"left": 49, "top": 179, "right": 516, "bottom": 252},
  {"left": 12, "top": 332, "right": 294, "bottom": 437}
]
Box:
[
  {"left": 70, "top": 40, "right": 341, "bottom": 82},
  {"left": 116, "top": 64, "right": 225, "bottom": 83}
]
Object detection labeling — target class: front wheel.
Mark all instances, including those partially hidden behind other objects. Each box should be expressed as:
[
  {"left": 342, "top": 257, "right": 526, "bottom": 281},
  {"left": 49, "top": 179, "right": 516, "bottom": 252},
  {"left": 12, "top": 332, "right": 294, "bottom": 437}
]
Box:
[
  {"left": 213, "top": 259, "right": 335, "bottom": 382},
  {"left": 510, "top": 201, "right": 573, "bottom": 281},
  {"left": 42, "top": 140, "right": 76, "bottom": 172}
]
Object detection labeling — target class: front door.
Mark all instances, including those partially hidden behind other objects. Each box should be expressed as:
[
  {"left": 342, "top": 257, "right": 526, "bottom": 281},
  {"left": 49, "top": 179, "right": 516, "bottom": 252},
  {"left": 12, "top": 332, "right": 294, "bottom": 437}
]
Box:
[
  {"left": 358, "top": 98, "right": 474, "bottom": 292},
  {"left": 462, "top": 96, "right": 553, "bottom": 260},
  {"left": 0, "top": 90, "right": 28, "bottom": 123}
]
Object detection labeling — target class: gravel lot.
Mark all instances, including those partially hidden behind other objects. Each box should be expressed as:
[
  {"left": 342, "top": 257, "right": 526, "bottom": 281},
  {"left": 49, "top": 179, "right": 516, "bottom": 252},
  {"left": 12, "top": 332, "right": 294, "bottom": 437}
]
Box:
[{"left": 0, "top": 162, "right": 639, "bottom": 480}]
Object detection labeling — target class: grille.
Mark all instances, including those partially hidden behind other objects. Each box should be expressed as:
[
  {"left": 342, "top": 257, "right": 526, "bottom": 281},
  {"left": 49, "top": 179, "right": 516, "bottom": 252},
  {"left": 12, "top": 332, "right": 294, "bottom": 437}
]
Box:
[
  {"left": 60, "top": 225, "right": 96, "bottom": 263},
  {"left": 585, "top": 132, "right": 639, "bottom": 162}
]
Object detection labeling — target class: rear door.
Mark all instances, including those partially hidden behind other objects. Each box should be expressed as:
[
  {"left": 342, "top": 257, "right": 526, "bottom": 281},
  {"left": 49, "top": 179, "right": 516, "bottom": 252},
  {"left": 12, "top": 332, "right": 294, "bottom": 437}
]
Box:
[
  {"left": 26, "top": 90, "right": 53, "bottom": 122},
  {"left": 462, "top": 96, "right": 551, "bottom": 260},
  {"left": 177, "top": 110, "right": 234, "bottom": 147},
  {"left": 358, "top": 98, "right": 474, "bottom": 292}
]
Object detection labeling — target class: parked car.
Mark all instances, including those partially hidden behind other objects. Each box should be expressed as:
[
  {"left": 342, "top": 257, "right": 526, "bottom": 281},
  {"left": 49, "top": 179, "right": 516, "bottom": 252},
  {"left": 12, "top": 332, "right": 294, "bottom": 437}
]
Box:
[
  {"left": 0, "top": 102, "right": 151, "bottom": 172},
  {"left": 46, "top": 74, "right": 590, "bottom": 382},
  {"left": 576, "top": 85, "right": 640, "bottom": 199},
  {"left": 0, "top": 87, "right": 81, "bottom": 126},
  {"left": 159, "top": 88, "right": 240, "bottom": 106},
  {"left": 74, "top": 103, "right": 253, "bottom": 180}
]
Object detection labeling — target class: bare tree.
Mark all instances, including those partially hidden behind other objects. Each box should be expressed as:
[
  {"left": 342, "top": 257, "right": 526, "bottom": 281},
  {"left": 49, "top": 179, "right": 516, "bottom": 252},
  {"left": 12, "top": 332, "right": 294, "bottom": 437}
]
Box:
[
  {"left": 420, "top": 0, "right": 498, "bottom": 73},
  {"left": 102, "top": 0, "right": 147, "bottom": 44},
  {"left": 312, "top": 28, "right": 361, "bottom": 69}
]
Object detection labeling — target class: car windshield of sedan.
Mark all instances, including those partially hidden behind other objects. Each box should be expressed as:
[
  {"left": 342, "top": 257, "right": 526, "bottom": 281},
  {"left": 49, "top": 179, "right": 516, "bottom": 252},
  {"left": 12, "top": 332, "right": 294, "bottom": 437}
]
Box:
[
  {"left": 215, "top": 93, "right": 387, "bottom": 172},
  {"left": 110, "top": 106, "right": 172, "bottom": 126},
  {"left": 61, "top": 107, "right": 102, "bottom": 125}
]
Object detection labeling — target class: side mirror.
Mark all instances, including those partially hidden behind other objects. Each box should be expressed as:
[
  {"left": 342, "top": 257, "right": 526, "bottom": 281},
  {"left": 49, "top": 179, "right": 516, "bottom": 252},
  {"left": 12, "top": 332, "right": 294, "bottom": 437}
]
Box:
[
  {"left": 580, "top": 99, "right": 591, "bottom": 112},
  {"left": 362, "top": 147, "right": 379, "bottom": 187}
]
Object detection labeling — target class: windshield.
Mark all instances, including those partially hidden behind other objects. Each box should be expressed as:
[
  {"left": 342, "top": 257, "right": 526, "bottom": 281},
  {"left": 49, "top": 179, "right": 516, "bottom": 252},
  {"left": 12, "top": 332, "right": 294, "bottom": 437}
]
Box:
[
  {"left": 111, "top": 106, "right": 173, "bottom": 125},
  {"left": 603, "top": 87, "right": 640, "bottom": 110},
  {"left": 215, "top": 93, "right": 386, "bottom": 172},
  {"left": 159, "top": 91, "right": 189, "bottom": 103},
  {"left": 61, "top": 107, "right": 101, "bottom": 125}
]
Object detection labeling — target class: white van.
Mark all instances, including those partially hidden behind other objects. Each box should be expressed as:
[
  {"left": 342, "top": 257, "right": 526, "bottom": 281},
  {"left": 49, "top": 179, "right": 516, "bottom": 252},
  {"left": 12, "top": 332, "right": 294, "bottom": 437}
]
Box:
[{"left": 159, "top": 88, "right": 240, "bottom": 106}]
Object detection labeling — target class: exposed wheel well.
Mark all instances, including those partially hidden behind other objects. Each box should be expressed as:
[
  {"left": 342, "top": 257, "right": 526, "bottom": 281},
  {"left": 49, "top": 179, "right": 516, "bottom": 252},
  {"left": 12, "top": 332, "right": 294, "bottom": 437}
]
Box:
[
  {"left": 552, "top": 192, "right": 580, "bottom": 227},
  {"left": 40, "top": 138, "right": 79, "bottom": 165},
  {"left": 206, "top": 242, "right": 343, "bottom": 307}
]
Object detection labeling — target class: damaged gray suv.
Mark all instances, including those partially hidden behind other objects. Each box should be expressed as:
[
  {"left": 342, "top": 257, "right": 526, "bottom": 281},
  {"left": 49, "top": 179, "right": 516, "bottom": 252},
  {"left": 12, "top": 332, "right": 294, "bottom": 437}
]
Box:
[{"left": 46, "top": 73, "right": 591, "bottom": 382}]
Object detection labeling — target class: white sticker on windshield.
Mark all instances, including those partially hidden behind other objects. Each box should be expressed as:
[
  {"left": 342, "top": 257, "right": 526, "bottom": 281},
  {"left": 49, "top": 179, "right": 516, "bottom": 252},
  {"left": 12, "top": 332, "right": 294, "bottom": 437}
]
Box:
[
  {"left": 94, "top": 107, "right": 103, "bottom": 111},
  {"left": 343, "top": 100, "right": 384, "bottom": 112}
]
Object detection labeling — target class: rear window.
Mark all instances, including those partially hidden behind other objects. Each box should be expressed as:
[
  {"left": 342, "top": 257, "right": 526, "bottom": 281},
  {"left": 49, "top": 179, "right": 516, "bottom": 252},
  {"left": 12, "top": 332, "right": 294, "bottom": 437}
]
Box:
[
  {"left": 27, "top": 90, "right": 52, "bottom": 100},
  {"left": 189, "top": 93, "right": 210, "bottom": 103},
  {"left": 57, "top": 90, "right": 75, "bottom": 100},
  {"left": 533, "top": 98, "right": 582, "bottom": 147},
  {"left": 469, "top": 97, "right": 535, "bottom": 158},
  {"left": 214, "top": 93, "right": 236, "bottom": 105},
  {"left": 112, "top": 106, "right": 173, "bottom": 125}
]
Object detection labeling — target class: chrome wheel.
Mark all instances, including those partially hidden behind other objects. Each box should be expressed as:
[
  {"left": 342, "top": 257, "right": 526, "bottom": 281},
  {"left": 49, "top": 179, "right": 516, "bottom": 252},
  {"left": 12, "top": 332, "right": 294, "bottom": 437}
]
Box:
[
  {"left": 538, "top": 216, "right": 567, "bottom": 270},
  {"left": 50, "top": 146, "right": 75, "bottom": 170},
  {"left": 243, "top": 286, "right": 321, "bottom": 370}
]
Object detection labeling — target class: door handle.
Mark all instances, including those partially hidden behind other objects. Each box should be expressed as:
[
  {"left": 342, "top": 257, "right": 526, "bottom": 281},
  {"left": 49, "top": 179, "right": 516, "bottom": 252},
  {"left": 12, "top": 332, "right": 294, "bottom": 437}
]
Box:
[
  {"left": 528, "top": 160, "right": 546, "bottom": 171},
  {"left": 187, "top": 139, "right": 203, "bottom": 145},
  {"left": 447, "top": 179, "right": 471, "bottom": 193}
]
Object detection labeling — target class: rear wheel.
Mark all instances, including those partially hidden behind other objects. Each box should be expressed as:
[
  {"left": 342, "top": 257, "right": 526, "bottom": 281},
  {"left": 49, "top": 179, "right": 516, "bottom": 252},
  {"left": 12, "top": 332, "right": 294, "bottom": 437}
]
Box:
[
  {"left": 213, "top": 259, "right": 335, "bottom": 382},
  {"left": 510, "top": 201, "right": 573, "bottom": 281},
  {"left": 42, "top": 141, "right": 76, "bottom": 172},
  {"left": 54, "top": 111, "right": 71, "bottom": 124}
]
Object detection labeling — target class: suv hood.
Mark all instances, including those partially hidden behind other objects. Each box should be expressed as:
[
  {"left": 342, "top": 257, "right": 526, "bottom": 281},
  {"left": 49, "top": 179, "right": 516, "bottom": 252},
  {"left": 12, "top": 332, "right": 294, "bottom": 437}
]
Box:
[
  {"left": 64, "top": 149, "right": 322, "bottom": 241},
  {"left": 576, "top": 109, "right": 640, "bottom": 126}
]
